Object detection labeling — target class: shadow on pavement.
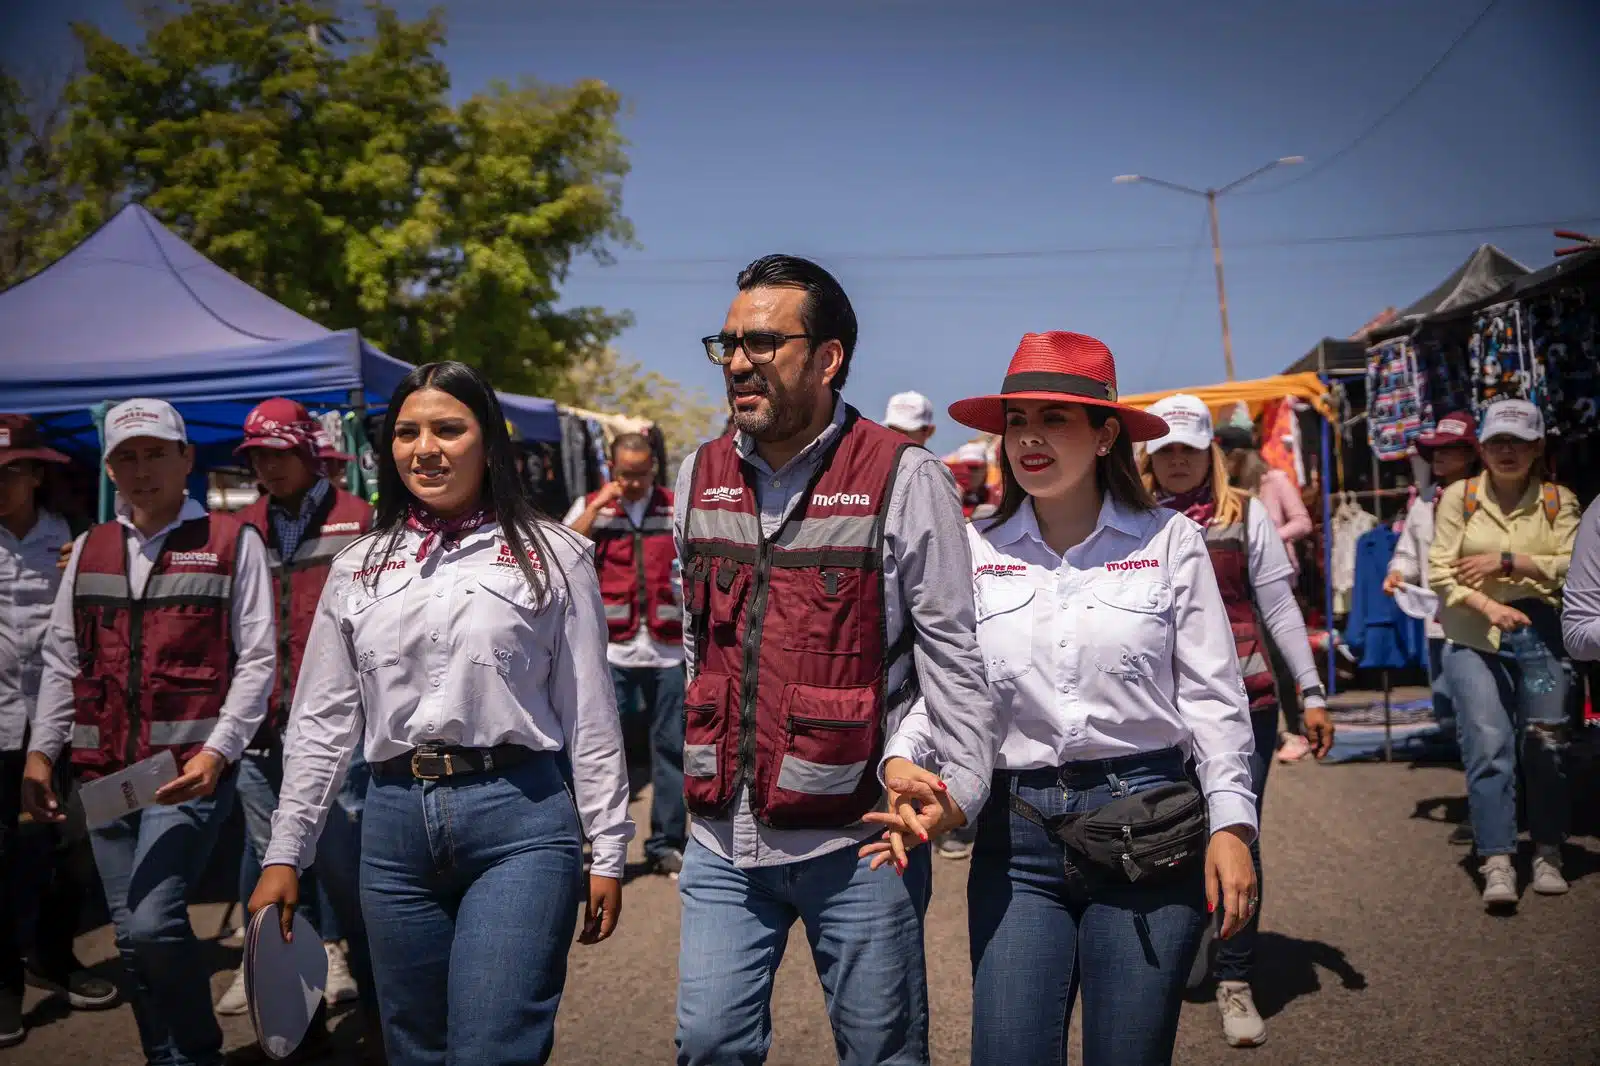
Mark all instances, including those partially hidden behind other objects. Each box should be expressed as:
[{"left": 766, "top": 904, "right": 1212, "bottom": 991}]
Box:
[
  {"left": 21, "top": 956, "right": 124, "bottom": 1031},
  {"left": 1185, "top": 932, "right": 1367, "bottom": 1017}
]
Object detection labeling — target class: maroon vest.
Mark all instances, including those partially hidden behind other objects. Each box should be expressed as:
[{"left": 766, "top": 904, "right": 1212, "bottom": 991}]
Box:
[
  {"left": 587, "top": 486, "right": 682, "bottom": 645},
  {"left": 682, "top": 409, "right": 913, "bottom": 829},
  {"left": 1204, "top": 502, "right": 1277, "bottom": 712},
  {"left": 70, "top": 513, "right": 246, "bottom": 778},
  {"left": 239, "top": 485, "right": 373, "bottom": 740}
]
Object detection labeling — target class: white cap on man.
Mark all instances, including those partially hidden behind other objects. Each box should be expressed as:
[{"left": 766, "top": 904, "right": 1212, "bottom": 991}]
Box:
[
  {"left": 1144, "top": 394, "right": 1215, "bottom": 453},
  {"left": 1478, "top": 399, "right": 1544, "bottom": 442},
  {"left": 103, "top": 398, "right": 188, "bottom": 455},
  {"left": 954, "top": 441, "right": 989, "bottom": 465},
  {"left": 883, "top": 391, "right": 934, "bottom": 432}
]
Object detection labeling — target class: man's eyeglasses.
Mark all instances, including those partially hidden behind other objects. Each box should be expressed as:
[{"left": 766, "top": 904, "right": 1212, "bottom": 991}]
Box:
[{"left": 701, "top": 331, "right": 814, "bottom": 365}]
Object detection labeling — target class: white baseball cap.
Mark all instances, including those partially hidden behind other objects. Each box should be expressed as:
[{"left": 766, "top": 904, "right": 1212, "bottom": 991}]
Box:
[
  {"left": 1478, "top": 399, "right": 1544, "bottom": 443},
  {"left": 954, "top": 441, "right": 989, "bottom": 465},
  {"left": 1144, "top": 394, "right": 1215, "bottom": 454},
  {"left": 883, "top": 391, "right": 934, "bottom": 432},
  {"left": 104, "top": 398, "right": 187, "bottom": 455}
]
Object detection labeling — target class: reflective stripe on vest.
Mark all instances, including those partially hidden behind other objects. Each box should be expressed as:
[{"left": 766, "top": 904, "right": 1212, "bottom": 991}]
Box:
[
  {"left": 76, "top": 570, "right": 232, "bottom": 602},
  {"left": 150, "top": 718, "right": 219, "bottom": 746},
  {"left": 72, "top": 724, "right": 100, "bottom": 749}
]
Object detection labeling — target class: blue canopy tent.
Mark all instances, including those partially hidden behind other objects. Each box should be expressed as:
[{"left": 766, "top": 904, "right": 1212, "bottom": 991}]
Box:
[{"left": 0, "top": 203, "right": 561, "bottom": 482}]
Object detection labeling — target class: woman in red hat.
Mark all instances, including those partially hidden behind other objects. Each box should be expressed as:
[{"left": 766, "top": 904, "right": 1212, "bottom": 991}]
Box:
[{"left": 865, "top": 332, "right": 1258, "bottom": 1066}]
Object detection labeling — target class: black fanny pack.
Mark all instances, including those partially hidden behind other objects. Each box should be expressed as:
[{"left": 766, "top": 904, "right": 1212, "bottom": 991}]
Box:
[{"left": 1008, "top": 779, "right": 1209, "bottom": 885}]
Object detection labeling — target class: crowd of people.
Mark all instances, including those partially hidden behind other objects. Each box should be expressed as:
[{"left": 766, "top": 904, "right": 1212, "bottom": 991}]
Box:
[{"left": 1, "top": 252, "right": 1596, "bottom": 1066}]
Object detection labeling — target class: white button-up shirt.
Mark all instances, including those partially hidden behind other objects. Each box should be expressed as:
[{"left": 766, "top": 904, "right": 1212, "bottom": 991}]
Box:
[
  {"left": 1, "top": 510, "right": 73, "bottom": 751},
  {"left": 891, "top": 494, "right": 1258, "bottom": 836},
  {"left": 32, "top": 498, "right": 276, "bottom": 765},
  {"left": 263, "top": 521, "right": 635, "bottom": 878}
]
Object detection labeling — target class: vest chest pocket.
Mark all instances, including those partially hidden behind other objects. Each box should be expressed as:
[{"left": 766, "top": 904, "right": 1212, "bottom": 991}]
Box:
[
  {"left": 776, "top": 566, "right": 866, "bottom": 654},
  {"left": 976, "top": 582, "right": 1036, "bottom": 683},
  {"left": 1090, "top": 580, "right": 1173, "bottom": 683},
  {"left": 345, "top": 575, "right": 412, "bottom": 673}
]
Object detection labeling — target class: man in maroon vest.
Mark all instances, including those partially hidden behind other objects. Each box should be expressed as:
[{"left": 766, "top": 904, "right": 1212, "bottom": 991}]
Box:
[
  {"left": 673, "top": 255, "right": 994, "bottom": 1065},
  {"left": 565, "top": 433, "right": 687, "bottom": 876},
  {"left": 216, "top": 398, "right": 376, "bottom": 1035},
  {"left": 23, "top": 398, "right": 275, "bottom": 1066}
]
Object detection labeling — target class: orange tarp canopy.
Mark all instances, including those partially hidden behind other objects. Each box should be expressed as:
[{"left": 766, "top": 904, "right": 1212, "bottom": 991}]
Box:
[{"left": 1119, "top": 372, "right": 1332, "bottom": 420}]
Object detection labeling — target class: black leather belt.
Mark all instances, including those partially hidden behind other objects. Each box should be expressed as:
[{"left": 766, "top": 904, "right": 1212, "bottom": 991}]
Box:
[{"left": 373, "top": 744, "right": 535, "bottom": 782}]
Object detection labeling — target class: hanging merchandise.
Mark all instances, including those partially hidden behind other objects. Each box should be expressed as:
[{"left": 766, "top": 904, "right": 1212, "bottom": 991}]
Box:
[
  {"left": 1414, "top": 332, "right": 1473, "bottom": 434},
  {"left": 1525, "top": 288, "right": 1599, "bottom": 442},
  {"left": 1343, "top": 524, "right": 1427, "bottom": 671},
  {"left": 1259, "top": 397, "right": 1301, "bottom": 488},
  {"left": 584, "top": 418, "right": 610, "bottom": 487},
  {"left": 1366, "top": 339, "right": 1423, "bottom": 461},
  {"left": 1468, "top": 301, "right": 1543, "bottom": 416},
  {"left": 559, "top": 413, "right": 588, "bottom": 502},
  {"left": 1330, "top": 492, "right": 1378, "bottom": 617}
]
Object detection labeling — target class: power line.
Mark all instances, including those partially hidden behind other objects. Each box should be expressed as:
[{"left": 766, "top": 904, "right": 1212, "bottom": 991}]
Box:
[
  {"left": 1242, "top": 0, "right": 1505, "bottom": 195},
  {"left": 588, "top": 215, "right": 1597, "bottom": 273}
]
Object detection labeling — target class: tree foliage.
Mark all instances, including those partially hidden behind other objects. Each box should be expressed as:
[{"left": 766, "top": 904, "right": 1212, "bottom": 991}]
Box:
[
  {"left": 4, "top": 0, "right": 633, "bottom": 393},
  {"left": 548, "top": 347, "right": 724, "bottom": 475}
]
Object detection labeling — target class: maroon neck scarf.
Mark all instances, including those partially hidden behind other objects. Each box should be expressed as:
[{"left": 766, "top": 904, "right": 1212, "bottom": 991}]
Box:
[
  {"left": 1158, "top": 483, "right": 1216, "bottom": 526},
  {"left": 405, "top": 505, "right": 494, "bottom": 561}
]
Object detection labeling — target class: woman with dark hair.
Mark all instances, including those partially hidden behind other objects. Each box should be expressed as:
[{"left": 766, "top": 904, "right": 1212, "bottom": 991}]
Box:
[
  {"left": 866, "top": 333, "right": 1258, "bottom": 1066},
  {"left": 1429, "top": 399, "right": 1579, "bottom": 910},
  {"left": 1141, "top": 394, "right": 1333, "bottom": 1050},
  {"left": 250, "top": 362, "right": 633, "bottom": 1065}
]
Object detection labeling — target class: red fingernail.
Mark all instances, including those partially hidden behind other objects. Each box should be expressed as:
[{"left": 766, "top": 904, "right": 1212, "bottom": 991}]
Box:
[
  {"left": 936, "top": 781, "right": 948, "bottom": 791},
  {"left": 918, "top": 830, "right": 929, "bottom": 843},
  {"left": 1207, "top": 902, "right": 1215, "bottom": 913}
]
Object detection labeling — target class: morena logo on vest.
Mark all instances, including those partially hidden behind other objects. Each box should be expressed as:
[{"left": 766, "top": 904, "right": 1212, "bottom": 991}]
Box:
[
  {"left": 811, "top": 492, "right": 872, "bottom": 508},
  {"left": 322, "top": 521, "right": 363, "bottom": 534},
  {"left": 167, "top": 550, "right": 220, "bottom": 568},
  {"left": 700, "top": 486, "right": 743, "bottom": 504}
]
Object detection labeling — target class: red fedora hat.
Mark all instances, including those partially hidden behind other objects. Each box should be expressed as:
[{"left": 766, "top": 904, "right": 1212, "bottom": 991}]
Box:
[{"left": 947, "top": 331, "right": 1170, "bottom": 442}]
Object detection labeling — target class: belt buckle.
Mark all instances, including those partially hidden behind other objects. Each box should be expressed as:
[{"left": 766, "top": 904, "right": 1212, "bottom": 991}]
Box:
[{"left": 410, "top": 750, "right": 452, "bottom": 780}]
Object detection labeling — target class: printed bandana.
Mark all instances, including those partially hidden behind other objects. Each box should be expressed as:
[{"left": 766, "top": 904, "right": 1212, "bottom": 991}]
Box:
[
  {"left": 405, "top": 505, "right": 494, "bottom": 561},
  {"left": 1158, "top": 484, "right": 1215, "bottom": 527}
]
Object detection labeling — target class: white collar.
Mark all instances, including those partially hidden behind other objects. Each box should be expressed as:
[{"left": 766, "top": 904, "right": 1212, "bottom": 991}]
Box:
[
  {"left": 988, "top": 493, "right": 1146, "bottom": 551},
  {"left": 115, "top": 496, "right": 207, "bottom": 545}
]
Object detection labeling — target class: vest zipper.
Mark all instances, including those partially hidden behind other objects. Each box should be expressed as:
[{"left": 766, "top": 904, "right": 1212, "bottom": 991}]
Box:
[
  {"left": 634, "top": 528, "right": 648, "bottom": 637},
  {"left": 789, "top": 715, "right": 869, "bottom": 730},
  {"left": 737, "top": 539, "right": 774, "bottom": 799},
  {"left": 126, "top": 594, "right": 145, "bottom": 767}
]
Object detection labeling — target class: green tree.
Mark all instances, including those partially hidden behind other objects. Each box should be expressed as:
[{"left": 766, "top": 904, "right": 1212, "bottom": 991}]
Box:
[
  {"left": 21, "top": 0, "right": 631, "bottom": 392},
  {"left": 548, "top": 346, "right": 724, "bottom": 476}
]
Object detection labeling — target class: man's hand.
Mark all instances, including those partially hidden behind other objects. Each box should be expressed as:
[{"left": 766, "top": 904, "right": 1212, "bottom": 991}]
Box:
[
  {"left": 21, "top": 752, "right": 66, "bottom": 823},
  {"left": 1300, "top": 703, "right": 1336, "bottom": 759},
  {"left": 594, "top": 481, "right": 624, "bottom": 508},
  {"left": 860, "top": 758, "right": 967, "bottom": 873},
  {"left": 154, "top": 749, "right": 226, "bottom": 805},
  {"left": 579, "top": 875, "right": 622, "bottom": 945},
  {"left": 1382, "top": 571, "right": 1405, "bottom": 596},
  {"left": 57, "top": 542, "right": 73, "bottom": 571},
  {"left": 1454, "top": 554, "right": 1503, "bottom": 587}
]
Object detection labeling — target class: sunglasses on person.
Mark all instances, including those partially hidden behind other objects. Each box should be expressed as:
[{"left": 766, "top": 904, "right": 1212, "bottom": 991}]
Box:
[{"left": 701, "top": 331, "right": 816, "bottom": 365}]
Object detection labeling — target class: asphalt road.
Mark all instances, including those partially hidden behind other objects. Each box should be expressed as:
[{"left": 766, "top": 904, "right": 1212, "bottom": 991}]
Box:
[{"left": 13, "top": 753, "right": 1600, "bottom": 1065}]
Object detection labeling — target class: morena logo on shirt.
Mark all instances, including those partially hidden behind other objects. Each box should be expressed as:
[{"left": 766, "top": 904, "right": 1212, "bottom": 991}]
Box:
[
  {"left": 812, "top": 492, "right": 872, "bottom": 508},
  {"left": 167, "top": 550, "right": 220, "bottom": 568},
  {"left": 974, "top": 563, "right": 1027, "bottom": 578},
  {"left": 700, "top": 486, "right": 743, "bottom": 504},
  {"left": 354, "top": 560, "right": 406, "bottom": 580},
  {"left": 1105, "top": 558, "right": 1160, "bottom": 573}
]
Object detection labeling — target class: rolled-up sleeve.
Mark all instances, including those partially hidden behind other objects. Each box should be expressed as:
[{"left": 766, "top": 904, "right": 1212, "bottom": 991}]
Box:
[
  {"left": 1169, "top": 523, "right": 1257, "bottom": 838},
  {"left": 887, "top": 457, "right": 996, "bottom": 821},
  {"left": 201, "top": 527, "right": 275, "bottom": 764},
  {"left": 548, "top": 541, "right": 635, "bottom": 879},
  {"left": 1563, "top": 497, "right": 1600, "bottom": 662},
  {"left": 265, "top": 567, "right": 365, "bottom": 871},
  {"left": 29, "top": 535, "right": 86, "bottom": 764}
]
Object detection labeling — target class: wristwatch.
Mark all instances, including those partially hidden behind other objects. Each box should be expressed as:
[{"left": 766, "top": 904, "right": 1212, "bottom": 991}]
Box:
[{"left": 1500, "top": 551, "right": 1515, "bottom": 577}]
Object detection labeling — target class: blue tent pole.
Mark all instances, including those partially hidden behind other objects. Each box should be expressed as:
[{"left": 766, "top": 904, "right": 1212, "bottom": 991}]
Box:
[
  {"left": 92, "top": 401, "right": 112, "bottom": 523},
  {"left": 1320, "top": 384, "right": 1336, "bottom": 697}
]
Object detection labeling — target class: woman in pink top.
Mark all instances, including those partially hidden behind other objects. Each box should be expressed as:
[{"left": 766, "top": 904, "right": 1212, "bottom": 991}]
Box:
[{"left": 1217, "top": 426, "right": 1317, "bottom": 762}]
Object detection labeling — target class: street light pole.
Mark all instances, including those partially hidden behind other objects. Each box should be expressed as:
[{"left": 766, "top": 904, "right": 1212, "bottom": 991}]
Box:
[{"left": 1114, "top": 156, "right": 1304, "bottom": 382}]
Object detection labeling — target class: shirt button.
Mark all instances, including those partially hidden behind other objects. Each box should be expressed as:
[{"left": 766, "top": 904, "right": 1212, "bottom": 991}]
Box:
[
  {"left": 770, "top": 479, "right": 780, "bottom": 489},
  {"left": 1059, "top": 639, "right": 1068, "bottom": 647},
  {"left": 426, "top": 722, "right": 435, "bottom": 732},
  {"left": 435, "top": 589, "right": 445, "bottom": 598},
  {"left": 430, "top": 677, "right": 441, "bottom": 687},
  {"left": 430, "top": 631, "right": 440, "bottom": 641}
]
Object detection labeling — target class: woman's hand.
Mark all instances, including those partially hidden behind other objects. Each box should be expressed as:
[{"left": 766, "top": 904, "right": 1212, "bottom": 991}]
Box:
[
  {"left": 1300, "top": 704, "right": 1336, "bottom": 759},
  {"left": 1382, "top": 571, "right": 1405, "bottom": 596},
  {"left": 579, "top": 874, "right": 621, "bottom": 945},
  {"left": 859, "top": 758, "right": 965, "bottom": 873},
  {"left": 1483, "top": 601, "right": 1531, "bottom": 632},
  {"left": 248, "top": 864, "right": 302, "bottom": 944},
  {"left": 1205, "top": 826, "right": 1257, "bottom": 940},
  {"left": 1453, "top": 554, "right": 1503, "bottom": 587}
]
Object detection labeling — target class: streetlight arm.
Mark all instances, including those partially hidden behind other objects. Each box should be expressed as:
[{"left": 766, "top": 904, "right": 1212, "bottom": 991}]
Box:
[
  {"left": 1115, "top": 174, "right": 1208, "bottom": 198},
  {"left": 1217, "top": 155, "right": 1305, "bottom": 196}
]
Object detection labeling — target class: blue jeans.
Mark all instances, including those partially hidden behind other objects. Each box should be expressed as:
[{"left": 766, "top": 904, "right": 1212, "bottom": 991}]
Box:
[
  {"left": 236, "top": 750, "right": 332, "bottom": 938},
  {"left": 1442, "top": 639, "right": 1571, "bottom": 856},
  {"left": 611, "top": 664, "right": 687, "bottom": 861},
  {"left": 675, "top": 838, "right": 933, "bottom": 1066},
  {"left": 87, "top": 768, "right": 239, "bottom": 1066},
  {"left": 308, "top": 750, "right": 378, "bottom": 1016},
  {"left": 969, "top": 750, "right": 1206, "bottom": 1066},
  {"left": 1428, "top": 637, "right": 1458, "bottom": 740},
  {"left": 1213, "top": 709, "right": 1278, "bottom": 983},
  {"left": 359, "top": 750, "right": 582, "bottom": 1066}
]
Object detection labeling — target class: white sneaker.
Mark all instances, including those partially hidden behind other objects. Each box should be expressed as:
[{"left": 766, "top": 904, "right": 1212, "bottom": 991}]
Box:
[
  {"left": 324, "top": 941, "right": 359, "bottom": 1006},
  {"left": 1532, "top": 848, "right": 1569, "bottom": 895},
  {"left": 1216, "top": 980, "right": 1267, "bottom": 1047},
  {"left": 215, "top": 967, "right": 249, "bottom": 1016},
  {"left": 1481, "top": 855, "right": 1519, "bottom": 908}
]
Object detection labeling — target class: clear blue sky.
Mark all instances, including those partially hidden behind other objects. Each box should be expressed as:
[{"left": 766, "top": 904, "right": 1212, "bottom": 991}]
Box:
[{"left": 6, "top": 0, "right": 1598, "bottom": 453}]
